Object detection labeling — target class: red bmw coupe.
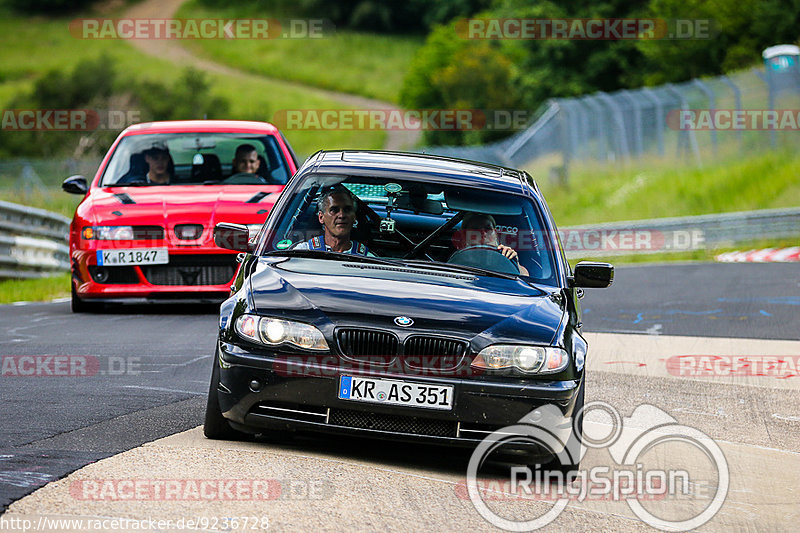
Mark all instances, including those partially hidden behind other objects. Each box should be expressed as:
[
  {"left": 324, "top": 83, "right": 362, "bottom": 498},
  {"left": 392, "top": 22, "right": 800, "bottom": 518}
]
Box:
[{"left": 62, "top": 120, "right": 299, "bottom": 312}]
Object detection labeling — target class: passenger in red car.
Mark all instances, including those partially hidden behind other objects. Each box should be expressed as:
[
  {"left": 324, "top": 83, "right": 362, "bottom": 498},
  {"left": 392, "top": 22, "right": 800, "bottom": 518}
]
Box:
[
  {"left": 143, "top": 144, "right": 172, "bottom": 184},
  {"left": 231, "top": 144, "right": 261, "bottom": 176}
]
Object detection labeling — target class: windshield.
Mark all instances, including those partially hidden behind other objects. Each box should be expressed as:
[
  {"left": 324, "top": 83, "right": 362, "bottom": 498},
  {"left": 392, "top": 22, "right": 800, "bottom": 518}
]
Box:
[
  {"left": 261, "top": 174, "right": 559, "bottom": 286},
  {"left": 100, "top": 133, "right": 291, "bottom": 186}
]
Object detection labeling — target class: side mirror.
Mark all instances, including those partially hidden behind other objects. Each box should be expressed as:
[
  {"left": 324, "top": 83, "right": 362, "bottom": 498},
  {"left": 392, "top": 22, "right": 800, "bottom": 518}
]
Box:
[
  {"left": 214, "top": 222, "right": 253, "bottom": 252},
  {"left": 570, "top": 261, "right": 614, "bottom": 288},
  {"left": 62, "top": 175, "right": 88, "bottom": 195}
]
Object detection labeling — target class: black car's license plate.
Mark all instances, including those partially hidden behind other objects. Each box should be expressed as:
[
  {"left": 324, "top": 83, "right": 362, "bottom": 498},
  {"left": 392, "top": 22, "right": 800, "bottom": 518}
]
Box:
[{"left": 338, "top": 375, "right": 453, "bottom": 410}]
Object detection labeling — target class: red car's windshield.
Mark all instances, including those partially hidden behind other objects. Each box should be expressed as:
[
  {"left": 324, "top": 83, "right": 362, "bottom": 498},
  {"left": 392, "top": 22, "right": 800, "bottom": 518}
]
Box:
[{"left": 100, "top": 133, "right": 292, "bottom": 187}]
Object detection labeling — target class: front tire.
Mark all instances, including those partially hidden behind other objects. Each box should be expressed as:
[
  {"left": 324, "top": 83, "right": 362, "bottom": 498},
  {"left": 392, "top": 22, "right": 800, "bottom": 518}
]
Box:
[
  {"left": 544, "top": 378, "right": 585, "bottom": 476},
  {"left": 204, "top": 354, "right": 248, "bottom": 440}
]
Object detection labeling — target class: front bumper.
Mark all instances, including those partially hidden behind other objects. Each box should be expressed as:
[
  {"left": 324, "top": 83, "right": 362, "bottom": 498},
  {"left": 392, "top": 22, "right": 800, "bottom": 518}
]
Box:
[
  {"left": 215, "top": 342, "right": 582, "bottom": 448},
  {"left": 71, "top": 248, "right": 237, "bottom": 301}
]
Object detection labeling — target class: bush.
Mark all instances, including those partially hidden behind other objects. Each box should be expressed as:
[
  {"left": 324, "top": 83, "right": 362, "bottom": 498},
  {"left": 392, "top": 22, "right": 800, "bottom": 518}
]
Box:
[
  {"left": 0, "top": 55, "right": 231, "bottom": 158},
  {"left": 196, "top": 0, "right": 491, "bottom": 32},
  {"left": 134, "top": 68, "right": 230, "bottom": 121},
  {"left": 400, "top": 24, "right": 522, "bottom": 146}
]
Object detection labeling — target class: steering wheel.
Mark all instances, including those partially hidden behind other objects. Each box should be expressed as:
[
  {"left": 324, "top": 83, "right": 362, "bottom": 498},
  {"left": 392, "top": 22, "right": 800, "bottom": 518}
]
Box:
[
  {"left": 447, "top": 245, "right": 520, "bottom": 275},
  {"left": 222, "top": 173, "right": 268, "bottom": 184}
]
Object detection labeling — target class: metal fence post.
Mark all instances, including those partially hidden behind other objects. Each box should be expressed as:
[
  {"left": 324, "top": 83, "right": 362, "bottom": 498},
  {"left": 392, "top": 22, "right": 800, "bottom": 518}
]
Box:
[
  {"left": 719, "top": 75, "right": 743, "bottom": 146},
  {"left": 665, "top": 83, "right": 702, "bottom": 166},
  {"left": 581, "top": 96, "right": 605, "bottom": 161},
  {"left": 693, "top": 79, "right": 718, "bottom": 156},
  {"left": 753, "top": 68, "right": 776, "bottom": 147},
  {"left": 619, "top": 89, "right": 643, "bottom": 156},
  {"left": 596, "top": 91, "right": 630, "bottom": 161},
  {"left": 640, "top": 87, "right": 665, "bottom": 156}
]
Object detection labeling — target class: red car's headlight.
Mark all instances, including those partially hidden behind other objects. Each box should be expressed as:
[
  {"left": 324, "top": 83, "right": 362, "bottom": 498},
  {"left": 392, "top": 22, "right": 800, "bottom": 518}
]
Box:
[{"left": 82, "top": 226, "right": 134, "bottom": 240}]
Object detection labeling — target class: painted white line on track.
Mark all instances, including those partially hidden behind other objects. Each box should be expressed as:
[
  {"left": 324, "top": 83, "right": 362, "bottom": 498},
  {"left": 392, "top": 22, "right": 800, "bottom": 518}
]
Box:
[
  {"left": 772, "top": 413, "right": 800, "bottom": 422},
  {"left": 120, "top": 385, "right": 204, "bottom": 396}
]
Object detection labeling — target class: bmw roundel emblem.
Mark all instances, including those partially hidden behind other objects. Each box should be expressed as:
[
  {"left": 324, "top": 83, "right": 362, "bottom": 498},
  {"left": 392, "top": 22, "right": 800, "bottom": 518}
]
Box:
[{"left": 394, "top": 316, "right": 414, "bottom": 327}]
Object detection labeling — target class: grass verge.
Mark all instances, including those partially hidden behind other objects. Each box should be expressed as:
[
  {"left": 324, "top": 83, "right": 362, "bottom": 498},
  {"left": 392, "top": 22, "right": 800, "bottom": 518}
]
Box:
[
  {"left": 0, "top": 272, "right": 70, "bottom": 304},
  {"left": 0, "top": 12, "right": 385, "bottom": 157},
  {"left": 175, "top": 0, "right": 423, "bottom": 104},
  {"left": 534, "top": 147, "right": 800, "bottom": 226}
]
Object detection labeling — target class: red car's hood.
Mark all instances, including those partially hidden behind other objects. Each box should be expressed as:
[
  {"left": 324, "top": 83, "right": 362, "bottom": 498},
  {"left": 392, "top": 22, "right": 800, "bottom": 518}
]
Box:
[{"left": 85, "top": 185, "right": 283, "bottom": 245}]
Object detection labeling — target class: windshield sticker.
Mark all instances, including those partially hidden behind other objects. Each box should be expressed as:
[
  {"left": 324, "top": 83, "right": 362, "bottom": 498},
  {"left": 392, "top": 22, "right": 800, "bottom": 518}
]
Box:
[{"left": 276, "top": 239, "right": 293, "bottom": 249}]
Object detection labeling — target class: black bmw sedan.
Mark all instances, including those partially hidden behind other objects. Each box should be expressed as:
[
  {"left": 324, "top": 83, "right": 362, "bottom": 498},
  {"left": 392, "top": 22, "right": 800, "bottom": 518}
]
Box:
[{"left": 205, "top": 150, "right": 612, "bottom": 464}]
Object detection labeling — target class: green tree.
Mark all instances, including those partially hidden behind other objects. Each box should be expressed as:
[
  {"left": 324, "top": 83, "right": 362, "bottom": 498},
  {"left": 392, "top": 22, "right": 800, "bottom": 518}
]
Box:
[
  {"left": 134, "top": 68, "right": 229, "bottom": 121},
  {"left": 638, "top": 0, "right": 800, "bottom": 83}
]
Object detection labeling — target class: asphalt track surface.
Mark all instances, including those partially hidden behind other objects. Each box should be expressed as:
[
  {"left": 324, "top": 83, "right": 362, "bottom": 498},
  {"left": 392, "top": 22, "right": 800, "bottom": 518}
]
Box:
[{"left": 0, "top": 262, "right": 798, "bottom": 530}]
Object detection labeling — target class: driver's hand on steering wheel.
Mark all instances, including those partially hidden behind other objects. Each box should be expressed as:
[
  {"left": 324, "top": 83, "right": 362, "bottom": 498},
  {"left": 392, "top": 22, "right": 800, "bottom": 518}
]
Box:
[
  {"left": 497, "top": 245, "right": 529, "bottom": 275},
  {"left": 497, "top": 244, "right": 518, "bottom": 261}
]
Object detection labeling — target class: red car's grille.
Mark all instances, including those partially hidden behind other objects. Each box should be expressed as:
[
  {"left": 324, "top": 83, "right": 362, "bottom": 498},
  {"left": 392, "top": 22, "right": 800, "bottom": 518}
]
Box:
[{"left": 141, "top": 255, "right": 236, "bottom": 286}]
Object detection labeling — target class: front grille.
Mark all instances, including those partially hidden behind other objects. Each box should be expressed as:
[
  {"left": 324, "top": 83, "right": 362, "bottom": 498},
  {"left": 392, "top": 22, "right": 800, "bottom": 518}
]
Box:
[
  {"left": 338, "top": 329, "right": 398, "bottom": 362},
  {"left": 132, "top": 226, "right": 164, "bottom": 239},
  {"left": 142, "top": 255, "right": 236, "bottom": 286},
  {"left": 337, "top": 329, "right": 469, "bottom": 369},
  {"left": 329, "top": 409, "right": 457, "bottom": 437},
  {"left": 404, "top": 336, "right": 467, "bottom": 370}
]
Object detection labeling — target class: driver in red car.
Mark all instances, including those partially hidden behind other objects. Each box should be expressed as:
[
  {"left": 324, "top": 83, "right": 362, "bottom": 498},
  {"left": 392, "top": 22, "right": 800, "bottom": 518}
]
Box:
[
  {"left": 142, "top": 143, "right": 172, "bottom": 184},
  {"left": 293, "top": 185, "right": 373, "bottom": 256},
  {"left": 454, "top": 212, "right": 529, "bottom": 275}
]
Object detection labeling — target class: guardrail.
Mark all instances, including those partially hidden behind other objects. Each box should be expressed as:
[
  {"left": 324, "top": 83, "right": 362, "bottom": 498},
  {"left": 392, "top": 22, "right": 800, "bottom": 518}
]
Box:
[
  {"left": 0, "top": 200, "right": 70, "bottom": 279},
  {"left": 561, "top": 206, "right": 800, "bottom": 258}
]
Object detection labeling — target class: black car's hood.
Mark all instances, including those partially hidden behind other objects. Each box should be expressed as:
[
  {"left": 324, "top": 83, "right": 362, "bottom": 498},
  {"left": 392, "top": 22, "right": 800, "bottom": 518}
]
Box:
[{"left": 248, "top": 257, "right": 565, "bottom": 345}]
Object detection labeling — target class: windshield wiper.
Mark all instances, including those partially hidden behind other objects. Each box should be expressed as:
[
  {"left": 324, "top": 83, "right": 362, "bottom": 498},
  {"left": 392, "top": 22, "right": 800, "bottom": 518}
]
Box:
[
  {"left": 400, "top": 259, "right": 520, "bottom": 280},
  {"left": 263, "top": 249, "right": 404, "bottom": 266}
]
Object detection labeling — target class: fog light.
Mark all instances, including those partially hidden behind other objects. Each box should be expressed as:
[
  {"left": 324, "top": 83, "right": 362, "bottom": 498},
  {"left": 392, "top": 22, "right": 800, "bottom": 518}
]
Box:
[
  {"left": 249, "top": 379, "right": 262, "bottom": 392},
  {"left": 94, "top": 267, "right": 109, "bottom": 283}
]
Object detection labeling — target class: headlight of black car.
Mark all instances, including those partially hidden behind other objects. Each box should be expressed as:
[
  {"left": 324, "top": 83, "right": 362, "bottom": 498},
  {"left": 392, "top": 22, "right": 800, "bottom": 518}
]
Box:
[
  {"left": 234, "top": 314, "right": 329, "bottom": 351},
  {"left": 471, "top": 345, "right": 569, "bottom": 374}
]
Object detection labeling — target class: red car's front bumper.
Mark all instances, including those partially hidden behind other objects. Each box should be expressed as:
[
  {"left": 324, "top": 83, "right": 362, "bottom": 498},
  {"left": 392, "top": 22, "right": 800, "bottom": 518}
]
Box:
[{"left": 71, "top": 247, "right": 239, "bottom": 301}]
